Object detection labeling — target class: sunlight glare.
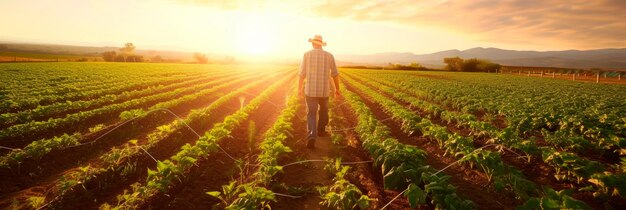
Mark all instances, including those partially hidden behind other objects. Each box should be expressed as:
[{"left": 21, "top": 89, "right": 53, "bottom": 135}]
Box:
[{"left": 234, "top": 13, "right": 277, "bottom": 55}]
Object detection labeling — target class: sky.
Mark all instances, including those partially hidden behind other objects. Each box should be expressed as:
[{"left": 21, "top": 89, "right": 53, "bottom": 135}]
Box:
[{"left": 1, "top": 0, "right": 626, "bottom": 59}]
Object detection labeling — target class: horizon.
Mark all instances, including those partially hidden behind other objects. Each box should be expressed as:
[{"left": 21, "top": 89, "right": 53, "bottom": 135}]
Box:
[{"left": 2, "top": 0, "right": 626, "bottom": 60}]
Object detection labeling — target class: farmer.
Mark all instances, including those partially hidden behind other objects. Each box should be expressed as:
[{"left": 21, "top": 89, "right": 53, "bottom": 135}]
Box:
[{"left": 298, "top": 35, "right": 340, "bottom": 149}]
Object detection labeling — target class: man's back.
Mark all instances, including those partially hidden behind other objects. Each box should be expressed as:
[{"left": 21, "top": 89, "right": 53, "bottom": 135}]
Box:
[{"left": 299, "top": 49, "right": 339, "bottom": 97}]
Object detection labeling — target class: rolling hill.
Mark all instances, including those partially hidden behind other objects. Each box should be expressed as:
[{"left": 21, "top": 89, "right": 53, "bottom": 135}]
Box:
[{"left": 336, "top": 47, "right": 626, "bottom": 70}]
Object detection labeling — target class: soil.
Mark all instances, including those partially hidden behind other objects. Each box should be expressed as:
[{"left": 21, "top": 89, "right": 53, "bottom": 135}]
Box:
[
  {"left": 345, "top": 73, "right": 626, "bottom": 209},
  {"left": 2, "top": 68, "right": 623, "bottom": 210},
  {"left": 273, "top": 93, "right": 398, "bottom": 209},
  {"left": 150, "top": 75, "right": 294, "bottom": 209},
  {"left": 343, "top": 79, "right": 522, "bottom": 209},
  {"left": 0, "top": 74, "right": 210, "bottom": 131},
  {"left": 0, "top": 75, "right": 260, "bottom": 196},
  {"left": 0, "top": 74, "right": 280, "bottom": 209},
  {"left": 1, "top": 73, "right": 242, "bottom": 149}
]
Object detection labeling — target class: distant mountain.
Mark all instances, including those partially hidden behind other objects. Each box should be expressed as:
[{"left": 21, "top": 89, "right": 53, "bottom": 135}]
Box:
[{"left": 336, "top": 47, "right": 626, "bottom": 70}]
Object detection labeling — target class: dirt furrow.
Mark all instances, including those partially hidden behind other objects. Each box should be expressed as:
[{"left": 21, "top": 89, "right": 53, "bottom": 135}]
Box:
[
  {"left": 149, "top": 76, "right": 295, "bottom": 209},
  {"left": 0, "top": 74, "right": 281, "bottom": 209},
  {"left": 343, "top": 80, "right": 520, "bottom": 209}
]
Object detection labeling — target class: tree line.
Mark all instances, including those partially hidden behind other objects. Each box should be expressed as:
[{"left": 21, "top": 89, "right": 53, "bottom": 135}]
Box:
[
  {"left": 443, "top": 57, "right": 501, "bottom": 72},
  {"left": 102, "top": 43, "right": 144, "bottom": 62},
  {"left": 102, "top": 43, "right": 211, "bottom": 63}
]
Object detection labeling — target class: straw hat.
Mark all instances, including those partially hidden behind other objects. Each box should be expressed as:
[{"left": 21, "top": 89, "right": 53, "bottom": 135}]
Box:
[{"left": 308, "top": 35, "right": 327, "bottom": 46}]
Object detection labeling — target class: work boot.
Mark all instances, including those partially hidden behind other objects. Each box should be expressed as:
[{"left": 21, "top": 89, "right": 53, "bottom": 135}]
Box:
[{"left": 306, "top": 138, "right": 316, "bottom": 149}]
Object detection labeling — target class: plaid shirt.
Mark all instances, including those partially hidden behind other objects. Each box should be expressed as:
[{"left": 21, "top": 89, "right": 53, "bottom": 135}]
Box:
[{"left": 299, "top": 49, "right": 339, "bottom": 97}]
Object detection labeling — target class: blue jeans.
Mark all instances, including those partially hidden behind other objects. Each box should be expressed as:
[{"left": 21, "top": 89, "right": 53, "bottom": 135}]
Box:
[{"left": 305, "top": 96, "right": 329, "bottom": 140}]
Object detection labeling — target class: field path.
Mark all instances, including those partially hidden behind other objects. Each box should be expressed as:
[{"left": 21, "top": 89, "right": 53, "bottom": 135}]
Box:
[
  {"left": 273, "top": 94, "right": 390, "bottom": 209},
  {"left": 275, "top": 128, "right": 335, "bottom": 209}
]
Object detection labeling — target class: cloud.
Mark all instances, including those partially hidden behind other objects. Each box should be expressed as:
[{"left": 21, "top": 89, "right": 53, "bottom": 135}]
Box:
[
  {"left": 309, "top": 0, "right": 626, "bottom": 49},
  {"left": 176, "top": 0, "right": 626, "bottom": 49}
]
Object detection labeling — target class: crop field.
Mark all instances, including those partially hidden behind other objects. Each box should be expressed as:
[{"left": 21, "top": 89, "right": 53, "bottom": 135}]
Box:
[{"left": 0, "top": 62, "right": 625, "bottom": 209}]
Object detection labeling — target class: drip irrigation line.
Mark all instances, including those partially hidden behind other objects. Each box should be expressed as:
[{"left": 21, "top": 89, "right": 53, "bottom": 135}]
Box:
[
  {"left": 380, "top": 188, "right": 408, "bottom": 210},
  {"left": 0, "top": 146, "right": 20, "bottom": 151},
  {"left": 381, "top": 143, "right": 527, "bottom": 209},
  {"left": 139, "top": 147, "right": 158, "bottom": 163},
  {"left": 273, "top": 193, "right": 303, "bottom": 199},
  {"left": 280, "top": 159, "right": 373, "bottom": 168},
  {"left": 156, "top": 108, "right": 239, "bottom": 163},
  {"left": 65, "top": 113, "right": 144, "bottom": 149},
  {"left": 23, "top": 91, "right": 526, "bottom": 210},
  {"left": 432, "top": 144, "right": 498, "bottom": 176}
]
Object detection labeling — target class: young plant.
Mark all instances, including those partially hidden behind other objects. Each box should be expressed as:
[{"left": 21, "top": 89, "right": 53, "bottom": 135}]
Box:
[
  {"left": 247, "top": 121, "right": 257, "bottom": 152},
  {"left": 517, "top": 187, "right": 591, "bottom": 210},
  {"left": 27, "top": 196, "right": 46, "bottom": 209},
  {"left": 319, "top": 158, "right": 372, "bottom": 210}
]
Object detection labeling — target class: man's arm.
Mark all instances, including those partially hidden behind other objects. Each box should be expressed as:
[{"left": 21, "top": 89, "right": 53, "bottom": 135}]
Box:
[
  {"left": 332, "top": 75, "right": 340, "bottom": 97},
  {"left": 298, "top": 54, "right": 306, "bottom": 97},
  {"left": 298, "top": 75, "right": 305, "bottom": 97},
  {"left": 330, "top": 54, "right": 340, "bottom": 97}
]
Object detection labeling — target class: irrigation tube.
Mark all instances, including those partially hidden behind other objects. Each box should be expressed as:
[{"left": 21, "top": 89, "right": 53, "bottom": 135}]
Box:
[
  {"left": 281, "top": 159, "right": 373, "bottom": 168},
  {"left": 380, "top": 143, "right": 526, "bottom": 210},
  {"left": 0, "top": 146, "right": 20, "bottom": 151},
  {"left": 21, "top": 100, "right": 523, "bottom": 210},
  {"left": 32, "top": 93, "right": 282, "bottom": 210}
]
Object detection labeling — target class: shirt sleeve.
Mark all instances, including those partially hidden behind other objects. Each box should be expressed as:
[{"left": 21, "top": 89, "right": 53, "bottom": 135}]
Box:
[
  {"left": 330, "top": 54, "right": 339, "bottom": 77},
  {"left": 299, "top": 54, "right": 306, "bottom": 78}
]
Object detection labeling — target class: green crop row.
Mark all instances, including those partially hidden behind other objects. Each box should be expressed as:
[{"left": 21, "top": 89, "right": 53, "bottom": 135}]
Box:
[
  {"left": 340, "top": 85, "right": 474, "bottom": 209},
  {"left": 23, "top": 74, "right": 278, "bottom": 209},
  {"left": 1, "top": 63, "right": 211, "bottom": 113},
  {"left": 347, "top": 71, "right": 626, "bottom": 200},
  {"left": 0, "top": 72, "right": 262, "bottom": 168},
  {"left": 0, "top": 71, "right": 248, "bottom": 145},
  {"left": 0, "top": 73, "right": 235, "bottom": 128},
  {"left": 208, "top": 84, "right": 300, "bottom": 209},
  {"left": 347, "top": 70, "right": 626, "bottom": 152},
  {"left": 342, "top": 74, "right": 592, "bottom": 209},
  {"left": 104, "top": 74, "right": 292, "bottom": 209}
]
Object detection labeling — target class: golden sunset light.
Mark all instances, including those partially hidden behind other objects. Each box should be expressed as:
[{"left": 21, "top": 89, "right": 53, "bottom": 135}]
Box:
[{"left": 8, "top": 0, "right": 626, "bottom": 59}]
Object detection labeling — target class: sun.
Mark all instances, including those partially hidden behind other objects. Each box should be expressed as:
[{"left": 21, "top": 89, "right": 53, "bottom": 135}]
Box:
[{"left": 234, "top": 14, "right": 277, "bottom": 55}]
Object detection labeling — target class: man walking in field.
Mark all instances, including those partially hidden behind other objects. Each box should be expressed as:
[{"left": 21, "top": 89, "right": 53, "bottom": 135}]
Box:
[{"left": 299, "top": 35, "right": 340, "bottom": 149}]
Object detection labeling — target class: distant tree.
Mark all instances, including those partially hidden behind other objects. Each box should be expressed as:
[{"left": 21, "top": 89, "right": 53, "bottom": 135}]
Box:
[
  {"left": 385, "top": 63, "right": 427, "bottom": 70},
  {"left": 478, "top": 61, "right": 501, "bottom": 73},
  {"left": 0, "top": 44, "right": 7, "bottom": 51},
  {"left": 120, "top": 43, "right": 136, "bottom": 54},
  {"left": 151, "top": 55, "right": 163, "bottom": 62},
  {"left": 443, "top": 57, "right": 464, "bottom": 71},
  {"left": 114, "top": 55, "right": 125, "bottom": 62},
  {"left": 194, "top": 53, "right": 208, "bottom": 64},
  {"left": 444, "top": 57, "right": 501, "bottom": 72},
  {"left": 102, "top": 51, "right": 117, "bottom": 62},
  {"left": 127, "top": 55, "right": 144, "bottom": 62},
  {"left": 119, "top": 43, "right": 136, "bottom": 62},
  {"left": 461, "top": 58, "right": 481, "bottom": 72}
]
